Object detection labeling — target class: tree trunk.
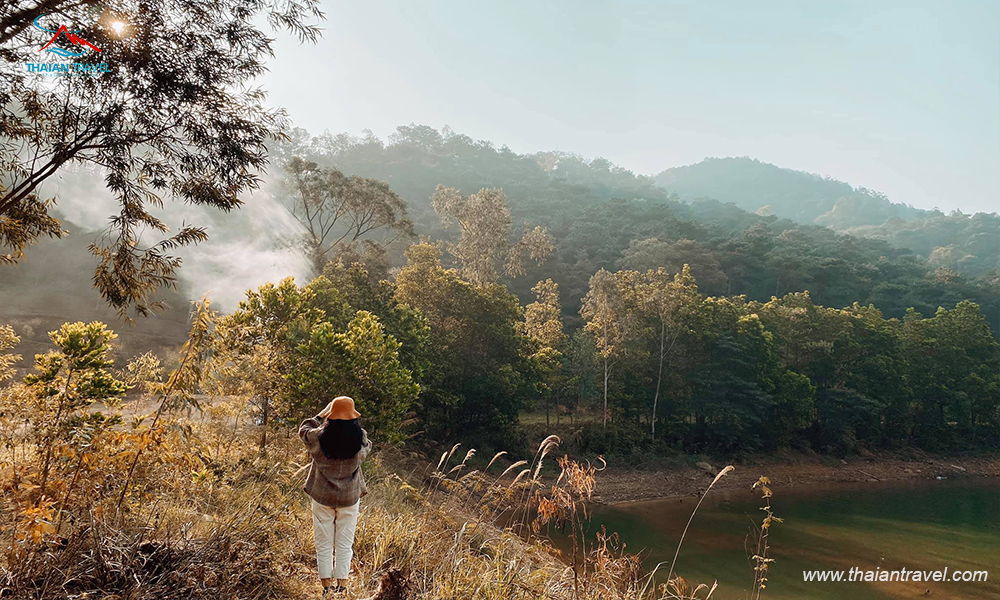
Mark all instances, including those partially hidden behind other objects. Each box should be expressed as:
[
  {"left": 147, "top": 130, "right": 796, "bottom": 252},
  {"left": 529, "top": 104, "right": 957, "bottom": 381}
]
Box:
[
  {"left": 603, "top": 358, "right": 609, "bottom": 430},
  {"left": 39, "top": 371, "right": 73, "bottom": 498},
  {"left": 652, "top": 320, "right": 665, "bottom": 439}
]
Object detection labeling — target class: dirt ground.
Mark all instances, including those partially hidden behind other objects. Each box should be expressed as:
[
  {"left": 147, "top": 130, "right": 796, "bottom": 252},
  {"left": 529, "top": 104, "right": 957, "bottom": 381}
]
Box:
[{"left": 591, "top": 451, "right": 1000, "bottom": 504}]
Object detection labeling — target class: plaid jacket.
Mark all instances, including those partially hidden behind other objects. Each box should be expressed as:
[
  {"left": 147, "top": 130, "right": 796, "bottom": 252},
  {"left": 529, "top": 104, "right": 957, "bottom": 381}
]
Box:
[{"left": 298, "top": 415, "right": 372, "bottom": 508}]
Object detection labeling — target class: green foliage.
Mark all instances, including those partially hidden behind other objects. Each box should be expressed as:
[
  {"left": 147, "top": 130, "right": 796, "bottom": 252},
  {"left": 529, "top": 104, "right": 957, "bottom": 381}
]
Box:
[
  {"left": 214, "top": 277, "right": 335, "bottom": 425},
  {"left": 769, "top": 370, "right": 816, "bottom": 446},
  {"left": 395, "top": 243, "right": 538, "bottom": 446},
  {"left": 25, "top": 321, "right": 127, "bottom": 404},
  {"left": 901, "top": 301, "right": 1000, "bottom": 449},
  {"left": 522, "top": 279, "right": 568, "bottom": 424},
  {"left": 216, "top": 270, "right": 429, "bottom": 441},
  {"left": 291, "top": 312, "right": 418, "bottom": 441},
  {"left": 568, "top": 266, "right": 998, "bottom": 455},
  {"left": 23, "top": 321, "right": 126, "bottom": 496},
  {"left": 627, "top": 265, "right": 702, "bottom": 437},
  {"left": 321, "top": 260, "right": 431, "bottom": 379},
  {"left": 580, "top": 269, "right": 634, "bottom": 429}
]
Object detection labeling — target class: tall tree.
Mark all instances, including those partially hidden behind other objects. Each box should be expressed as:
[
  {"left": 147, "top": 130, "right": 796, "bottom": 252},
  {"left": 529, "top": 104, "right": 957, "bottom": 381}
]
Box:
[
  {"left": 282, "top": 157, "right": 414, "bottom": 274},
  {"left": 902, "top": 301, "right": 999, "bottom": 447},
  {"left": 431, "top": 185, "right": 553, "bottom": 286},
  {"left": 522, "top": 279, "right": 566, "bottom": 426},
  {"left": 688, "top": 301, "right": 779, "bottom": 452},
  {"left": 632, "top": 265, "right": 701, "bottom": 438},
  {"left": 522, "top": 278, "right": 565, "bottom": 348},
  {"left": 395, "top": 242, "right": 536, "bottom": 444},
  {"left": 580, "top": 269, "right": 631, "bottom": 430},
  {"left": 0, "top": 1, "right": 322, "bottom": 317}
]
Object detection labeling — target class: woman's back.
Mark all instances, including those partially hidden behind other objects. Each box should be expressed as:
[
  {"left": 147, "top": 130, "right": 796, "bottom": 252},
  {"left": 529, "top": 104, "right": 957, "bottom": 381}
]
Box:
[{"left": 299, "top": 415, "right": 372, "bottom": 508}]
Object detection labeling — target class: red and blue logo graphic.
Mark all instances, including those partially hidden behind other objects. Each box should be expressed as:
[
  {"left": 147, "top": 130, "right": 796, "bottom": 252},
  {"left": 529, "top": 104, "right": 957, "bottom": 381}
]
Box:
[{"left": 33, "top": 14, "right": 102, "bottom": 58}]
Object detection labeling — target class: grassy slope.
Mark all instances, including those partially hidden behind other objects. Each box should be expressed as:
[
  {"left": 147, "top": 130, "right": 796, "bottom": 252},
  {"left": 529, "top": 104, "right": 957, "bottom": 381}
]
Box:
[{"left": 0, "top": 394, "right": 658, "bottom": 600}]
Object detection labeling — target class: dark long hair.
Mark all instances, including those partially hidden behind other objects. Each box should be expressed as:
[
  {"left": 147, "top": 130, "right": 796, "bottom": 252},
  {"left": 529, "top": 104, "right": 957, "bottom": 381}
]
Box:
[{"left": 318, "top": 418, "right": 363, "bottom": 460}]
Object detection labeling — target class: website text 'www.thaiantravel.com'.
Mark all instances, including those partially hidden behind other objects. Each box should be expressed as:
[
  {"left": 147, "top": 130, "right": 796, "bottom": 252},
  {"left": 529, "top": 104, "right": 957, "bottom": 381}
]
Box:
[{"left": 803, "top": 566, "right": 988, "bottom": 584}]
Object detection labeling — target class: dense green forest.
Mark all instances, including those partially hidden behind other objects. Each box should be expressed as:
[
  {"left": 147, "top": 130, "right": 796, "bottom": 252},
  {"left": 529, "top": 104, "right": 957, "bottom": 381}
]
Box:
[
  {"left": 159, "top": 123, "right": 997, "bottom": 458},
  {"left": 273, "top": 125, "right": 999, "bottom": 335},
  {"left": 224, "top": 257, "right": 998, "bottom": 458},
  {"left": 3, "top": 123, "right": 998, "bottom": 459}
]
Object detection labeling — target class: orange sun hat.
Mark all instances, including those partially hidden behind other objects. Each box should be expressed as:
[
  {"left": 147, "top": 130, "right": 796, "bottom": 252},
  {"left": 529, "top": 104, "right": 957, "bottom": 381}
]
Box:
[{"left": 326, "top": 396, "right": 361, "bottom": 420}]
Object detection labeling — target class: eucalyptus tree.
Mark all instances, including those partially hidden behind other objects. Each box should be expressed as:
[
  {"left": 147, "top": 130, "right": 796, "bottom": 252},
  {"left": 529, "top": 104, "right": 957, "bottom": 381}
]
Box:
[
  {"left": 431, "top": 185, "right": 553, "bottom": 286},
  {"left": 0, "top": 0, "right": 322, "bottom": 317},
  {"left": 580, "top": 268, "right": 632, "bottom": 430},
  {"left": 522, "top": 278, "right": 567, "bottom": 426},
  {"left": 632, "top": 265, "right": 701, "bottom": 438},
  {"left": 522, "top": 278, "right": 565, "bottom": 349},
  {"left": 282, "top": 157, "right": 414, "bottom": 275}
]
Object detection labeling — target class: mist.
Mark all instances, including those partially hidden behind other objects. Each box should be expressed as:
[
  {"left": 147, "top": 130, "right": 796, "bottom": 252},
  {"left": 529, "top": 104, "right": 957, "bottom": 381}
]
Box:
[{"left": 42, "top": 166, "right": 312, "bottom": 312}]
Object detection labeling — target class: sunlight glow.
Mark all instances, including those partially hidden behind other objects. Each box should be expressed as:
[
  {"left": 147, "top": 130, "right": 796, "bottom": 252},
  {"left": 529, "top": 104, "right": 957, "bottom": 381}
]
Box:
[{"left": 110, "top": 20, "right": 126, "bottom": 36}]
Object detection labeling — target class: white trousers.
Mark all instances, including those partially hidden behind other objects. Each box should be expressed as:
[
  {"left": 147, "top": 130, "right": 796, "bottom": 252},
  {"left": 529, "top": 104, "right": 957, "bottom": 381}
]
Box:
[{"left": 311, "top": 499, "right": 360, "bottom": 580}]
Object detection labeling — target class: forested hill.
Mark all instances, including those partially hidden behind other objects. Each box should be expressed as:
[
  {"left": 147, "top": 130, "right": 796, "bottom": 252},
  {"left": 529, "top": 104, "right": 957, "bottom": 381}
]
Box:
[
  {"left": 276, "top": 125, "right": 999, "bottom": 335},
  {"left": 655, "top": 157, "right": 931, "bottom": 229},
  {"left": 655, "top": 157, "right": 999, "bottom": 277}
]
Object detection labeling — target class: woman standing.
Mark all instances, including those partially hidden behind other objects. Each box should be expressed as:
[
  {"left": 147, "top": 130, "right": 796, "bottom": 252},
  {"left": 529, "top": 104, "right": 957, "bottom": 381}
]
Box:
[{"left": 298, "top": 396, "right": 372, "bottom": 596}]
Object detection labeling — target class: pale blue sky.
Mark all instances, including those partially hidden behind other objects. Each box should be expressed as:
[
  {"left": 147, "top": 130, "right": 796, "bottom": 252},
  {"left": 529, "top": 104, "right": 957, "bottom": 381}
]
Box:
[{"left": 259, "top": 0, "right": 999, "bottom": 214}]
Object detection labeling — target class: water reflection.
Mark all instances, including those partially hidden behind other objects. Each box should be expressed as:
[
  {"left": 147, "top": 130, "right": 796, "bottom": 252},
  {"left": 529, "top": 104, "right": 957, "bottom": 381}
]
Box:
[{"left": 561, "top": 478, "right": 1000, "bottom": 600}]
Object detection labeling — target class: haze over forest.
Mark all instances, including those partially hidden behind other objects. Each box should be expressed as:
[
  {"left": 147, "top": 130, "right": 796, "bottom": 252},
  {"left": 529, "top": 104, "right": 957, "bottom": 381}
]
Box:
[
  {"left": 3, "top": 124, "right": 997, "bottom": 364},
  {"left": 258, "top": 0, "right": 1000, "bottom": 216}
]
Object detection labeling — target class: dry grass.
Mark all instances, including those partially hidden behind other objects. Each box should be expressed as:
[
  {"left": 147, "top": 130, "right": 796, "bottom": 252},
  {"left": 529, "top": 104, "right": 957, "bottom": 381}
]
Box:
[{"left": 1, "top": 387, "right": 754, "bottom": 600}]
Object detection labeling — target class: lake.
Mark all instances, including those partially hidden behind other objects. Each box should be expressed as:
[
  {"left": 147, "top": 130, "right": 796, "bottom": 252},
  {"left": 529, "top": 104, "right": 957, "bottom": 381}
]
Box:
[{"left": 581, "top": 477, "right": 999, "bottom": 600}]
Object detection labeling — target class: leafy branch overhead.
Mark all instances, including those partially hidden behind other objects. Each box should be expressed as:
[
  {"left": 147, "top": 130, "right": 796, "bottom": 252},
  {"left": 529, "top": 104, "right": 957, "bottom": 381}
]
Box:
[{"left": 0, "top": 0, "right": 324, "bottom": 318}]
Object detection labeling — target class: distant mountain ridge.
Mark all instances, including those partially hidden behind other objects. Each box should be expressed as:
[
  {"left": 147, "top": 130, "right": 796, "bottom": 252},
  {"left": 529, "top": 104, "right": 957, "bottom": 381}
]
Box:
[{"left": 654, "top": 157, "right": 930, "bottom": 230}]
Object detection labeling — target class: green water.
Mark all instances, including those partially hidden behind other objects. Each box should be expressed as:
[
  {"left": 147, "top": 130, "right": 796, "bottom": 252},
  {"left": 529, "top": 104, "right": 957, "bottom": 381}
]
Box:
[{"left": 582, "top": 478, "right": 999, "bottom": 600}]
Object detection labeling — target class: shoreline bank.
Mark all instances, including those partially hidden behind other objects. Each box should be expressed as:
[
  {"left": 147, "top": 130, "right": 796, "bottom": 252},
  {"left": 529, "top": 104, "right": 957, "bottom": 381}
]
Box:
[{"left": 592, "top": 452, "right": 1000, "bottom": 504}]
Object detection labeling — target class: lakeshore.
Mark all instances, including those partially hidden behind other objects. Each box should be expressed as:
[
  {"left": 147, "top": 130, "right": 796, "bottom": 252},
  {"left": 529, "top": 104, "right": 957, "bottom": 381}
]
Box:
[{"left": 592, "top": 451, "right": 1000, "bottom": 504}]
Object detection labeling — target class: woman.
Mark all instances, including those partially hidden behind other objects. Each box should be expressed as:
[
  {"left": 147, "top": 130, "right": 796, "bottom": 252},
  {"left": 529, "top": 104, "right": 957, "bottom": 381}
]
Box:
[{"left": 298, "top": 396, "right": 372, "bottom": 596}]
